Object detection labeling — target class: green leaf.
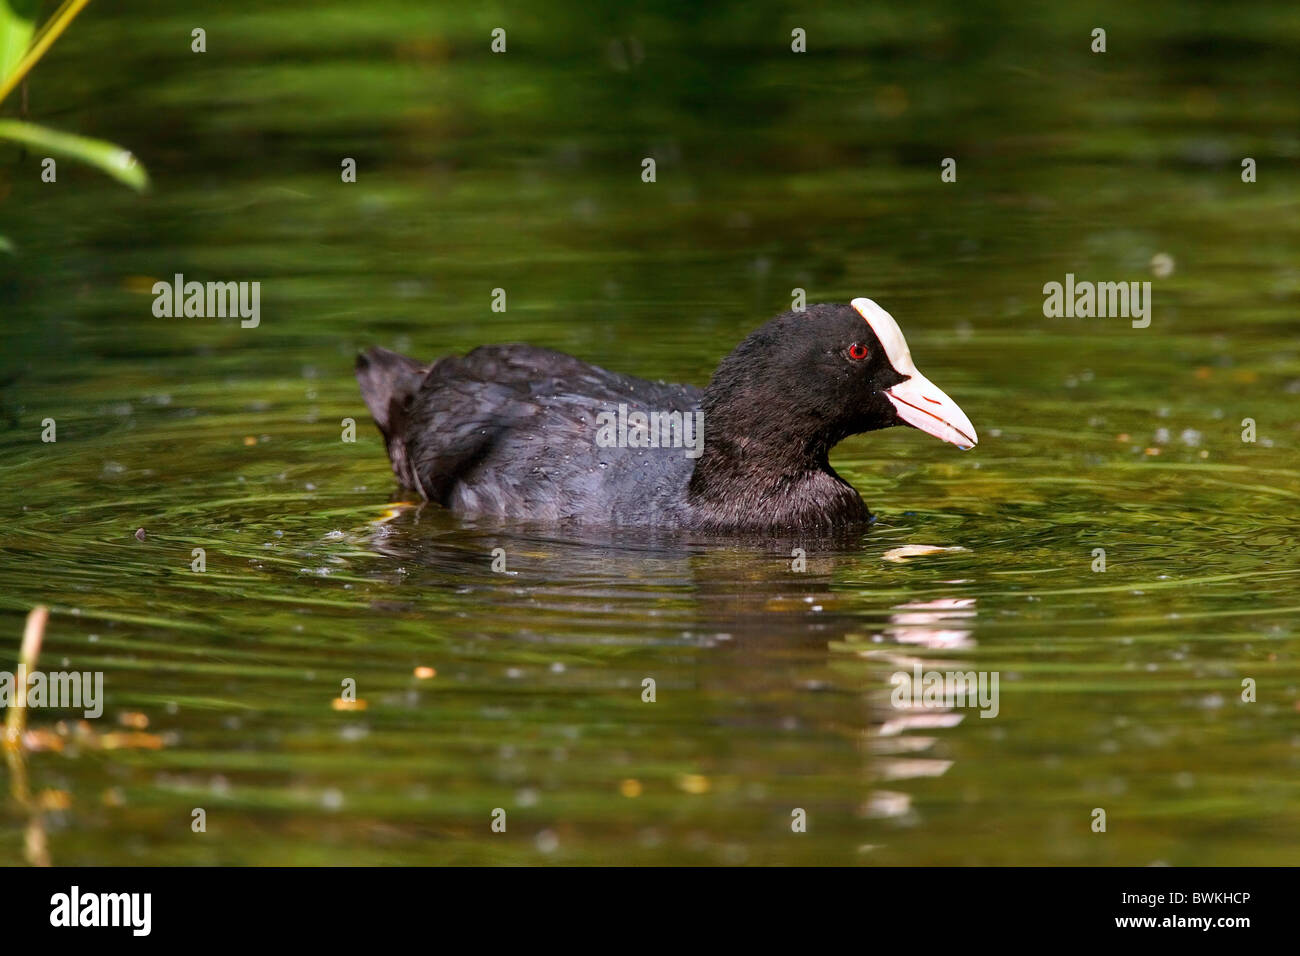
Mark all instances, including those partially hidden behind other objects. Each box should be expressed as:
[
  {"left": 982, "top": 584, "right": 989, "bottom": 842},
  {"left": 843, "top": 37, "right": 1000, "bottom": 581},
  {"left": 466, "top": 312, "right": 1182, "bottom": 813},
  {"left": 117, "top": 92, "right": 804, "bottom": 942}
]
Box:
[
  {"left": 0, "top": 118, "right": 149, "bottom": 190},
  {"left": 0, "top": 0, "right": 40, "bottom": 86}
]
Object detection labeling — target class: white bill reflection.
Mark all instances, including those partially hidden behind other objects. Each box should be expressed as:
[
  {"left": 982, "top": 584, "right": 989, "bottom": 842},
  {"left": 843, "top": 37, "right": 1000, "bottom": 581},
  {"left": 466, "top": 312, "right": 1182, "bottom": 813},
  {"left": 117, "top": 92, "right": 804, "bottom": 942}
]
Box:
[{"left": 856, "top": 596, "right": 979, "bottom": 822}]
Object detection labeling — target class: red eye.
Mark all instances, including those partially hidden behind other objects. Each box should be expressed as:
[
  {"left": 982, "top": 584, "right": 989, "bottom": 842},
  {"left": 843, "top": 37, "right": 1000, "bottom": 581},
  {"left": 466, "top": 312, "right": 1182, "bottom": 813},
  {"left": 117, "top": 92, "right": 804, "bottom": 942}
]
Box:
[{"left": 848, "top": 343, "right": 869, "bottom": 361}]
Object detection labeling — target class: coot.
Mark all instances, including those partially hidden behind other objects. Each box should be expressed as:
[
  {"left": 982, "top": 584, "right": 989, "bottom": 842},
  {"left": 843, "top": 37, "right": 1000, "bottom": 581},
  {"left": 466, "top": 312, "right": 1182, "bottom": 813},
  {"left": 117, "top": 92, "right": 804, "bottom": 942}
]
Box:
[{"left": 356, "top": 299, "right": 976, "bottom": 532}]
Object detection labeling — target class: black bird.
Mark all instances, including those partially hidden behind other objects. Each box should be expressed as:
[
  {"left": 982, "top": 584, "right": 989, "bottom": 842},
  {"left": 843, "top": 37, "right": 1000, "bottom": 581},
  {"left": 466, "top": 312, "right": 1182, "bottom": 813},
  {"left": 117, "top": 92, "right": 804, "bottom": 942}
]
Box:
[{"left": 356, "top": 299, "right": 977, "bottom": 532}]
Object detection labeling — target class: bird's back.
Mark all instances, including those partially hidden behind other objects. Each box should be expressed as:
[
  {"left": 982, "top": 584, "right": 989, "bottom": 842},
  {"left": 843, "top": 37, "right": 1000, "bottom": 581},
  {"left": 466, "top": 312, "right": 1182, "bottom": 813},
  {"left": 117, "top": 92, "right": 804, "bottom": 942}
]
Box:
[{"left": 359, "top": 344, "right": 702, "bottom": 524}]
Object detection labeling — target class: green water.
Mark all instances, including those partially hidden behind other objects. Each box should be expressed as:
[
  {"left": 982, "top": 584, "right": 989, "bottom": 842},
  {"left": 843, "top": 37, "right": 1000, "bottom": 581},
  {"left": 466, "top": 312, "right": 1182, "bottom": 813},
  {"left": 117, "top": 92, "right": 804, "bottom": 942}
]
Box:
[{"left": 1, "top": 0, "right": 1298, "bottom": 865}]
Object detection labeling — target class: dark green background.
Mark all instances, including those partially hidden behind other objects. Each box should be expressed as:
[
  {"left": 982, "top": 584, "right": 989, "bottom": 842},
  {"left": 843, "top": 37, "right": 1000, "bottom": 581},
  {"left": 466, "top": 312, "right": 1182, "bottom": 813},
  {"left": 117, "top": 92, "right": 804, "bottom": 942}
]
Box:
[{"left": 0, "top": 1, "right": 1297, "bottom": 864}]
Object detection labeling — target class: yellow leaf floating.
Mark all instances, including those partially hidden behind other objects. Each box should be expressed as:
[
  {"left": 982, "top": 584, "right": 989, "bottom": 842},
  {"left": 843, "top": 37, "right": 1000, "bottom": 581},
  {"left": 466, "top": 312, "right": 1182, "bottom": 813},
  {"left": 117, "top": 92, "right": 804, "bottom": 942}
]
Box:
[
  {"left": 99, "top": 732, "right": 165, "bottom": 750},
  {"left": 677, "top": 774, "right": 710, "bottom": 795},
  {"left": 882, "top": 545, "right": 968, "bottom": 563},
  {"left": 370, "top": 502, "right": 418, "bottom": 526},
  {"left": 36, "top": 790, "right": 71, "bottom": 811}
]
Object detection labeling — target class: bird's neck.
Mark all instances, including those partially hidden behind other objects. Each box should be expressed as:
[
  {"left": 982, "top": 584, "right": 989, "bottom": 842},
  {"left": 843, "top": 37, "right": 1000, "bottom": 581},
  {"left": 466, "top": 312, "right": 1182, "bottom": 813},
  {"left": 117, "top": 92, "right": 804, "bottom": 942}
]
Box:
[{"left": 685, "top": 406, "right": 868, "bottom": 531}]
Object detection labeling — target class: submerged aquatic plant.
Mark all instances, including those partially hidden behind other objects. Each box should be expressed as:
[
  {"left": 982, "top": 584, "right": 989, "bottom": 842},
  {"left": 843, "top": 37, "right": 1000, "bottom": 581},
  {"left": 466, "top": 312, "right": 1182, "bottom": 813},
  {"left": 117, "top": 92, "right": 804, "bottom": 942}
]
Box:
[{"left": 0, "top": 0, "right": 147, "bottom": 250}]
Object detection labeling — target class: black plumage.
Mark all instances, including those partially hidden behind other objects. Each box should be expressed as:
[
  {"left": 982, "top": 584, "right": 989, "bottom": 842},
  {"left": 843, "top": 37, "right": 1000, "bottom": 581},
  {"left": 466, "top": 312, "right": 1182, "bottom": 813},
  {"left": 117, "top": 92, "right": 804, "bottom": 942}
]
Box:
[{"left": 357, "top": 302, "right": 976, "bottom": 532}]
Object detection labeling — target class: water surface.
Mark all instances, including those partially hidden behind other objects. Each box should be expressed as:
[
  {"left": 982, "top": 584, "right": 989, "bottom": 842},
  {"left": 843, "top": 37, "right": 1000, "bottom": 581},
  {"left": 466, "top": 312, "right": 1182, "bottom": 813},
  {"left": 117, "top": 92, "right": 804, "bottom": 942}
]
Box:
[{"left": 1, "top": 0, "right": 1298, "bottom": 864}]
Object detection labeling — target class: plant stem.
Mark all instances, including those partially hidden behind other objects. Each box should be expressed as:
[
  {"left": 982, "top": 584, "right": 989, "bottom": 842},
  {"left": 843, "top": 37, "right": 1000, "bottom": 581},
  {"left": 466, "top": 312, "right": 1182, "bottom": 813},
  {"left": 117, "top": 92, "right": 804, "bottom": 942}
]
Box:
[
  {"left": 0, "top": 0, "right": 95, "bottom": 106},
  {"left": 4, "top": 605, "right": 47, "bottom": 748}
]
